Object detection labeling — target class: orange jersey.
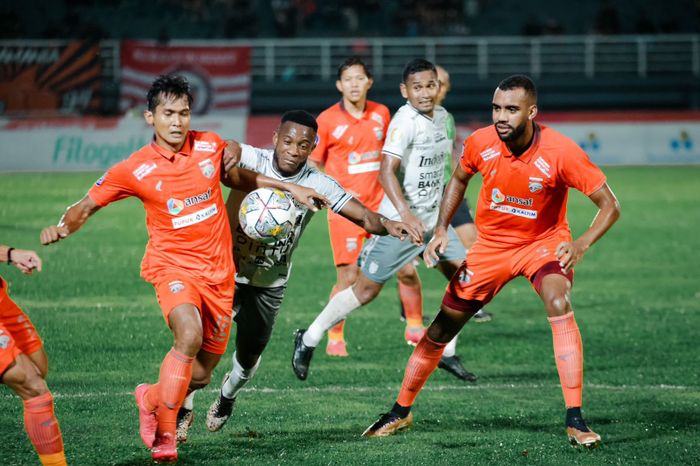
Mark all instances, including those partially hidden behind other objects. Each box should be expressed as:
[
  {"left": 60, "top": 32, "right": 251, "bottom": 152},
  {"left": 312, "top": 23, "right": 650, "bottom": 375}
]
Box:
[
  {"left": 88, "top": 131, "right": 234, "bottom": 285},
  {"left": 460, "top": 123, "right": 606, "bottom": 245},
  {"left": 311, "top": 100, "right": 389, "bottom": 211}
]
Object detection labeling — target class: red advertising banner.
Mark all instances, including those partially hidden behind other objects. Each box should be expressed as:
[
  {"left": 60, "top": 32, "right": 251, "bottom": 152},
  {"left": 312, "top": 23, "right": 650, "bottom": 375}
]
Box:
[
  {"left": 120, "top": 41, "right": 251, "bottom": 115},
  {"left": 0, "top": 42, "right": 102, "bottom": 115}
]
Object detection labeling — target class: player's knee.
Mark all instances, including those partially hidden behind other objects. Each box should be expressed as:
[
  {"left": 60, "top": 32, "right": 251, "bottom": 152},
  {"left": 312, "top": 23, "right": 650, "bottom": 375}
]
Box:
[
  {"left": 174, "top": 327, "right": 203, "bottom": 355},
  {"left": 546, "top": 295, "right": 571, "bottom": 316},
  {"left": 352, "top": 281, "right": 381, "bottom": 304},
  {"left": 396, "top": 267, "right": 420, "bottom": 286}
]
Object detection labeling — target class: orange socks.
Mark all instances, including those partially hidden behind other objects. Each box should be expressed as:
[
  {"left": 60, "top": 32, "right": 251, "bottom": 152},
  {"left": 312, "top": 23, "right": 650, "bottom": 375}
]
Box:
[
  {"left": 328, "top": 286, "right": 346, "bottom": 341},
  {"left": 156, "top": 348, "right": 194, "bottom": 436},
  {"left": 396, "top": 335, "right": 446, "bottom": 407},
  {"left": 23, "top": 392, "right": 67, "bottom": 466},
  {"left": 398, "top": 281, "right": 423, "bottom": 328},
  {"left": 548, "top": 311, "right": 583, "bottom": 407}
]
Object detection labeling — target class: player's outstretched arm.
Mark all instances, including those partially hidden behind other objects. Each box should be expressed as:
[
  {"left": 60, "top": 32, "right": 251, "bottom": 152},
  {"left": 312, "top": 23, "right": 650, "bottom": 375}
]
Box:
[
  {"left": 379, "top": 154, "right": 426, "bottom": 236},
  {"left": 40, "top": 195, "right": 101, "bottom": 245},
  {"left": 556, "top": 182, "right": 621, "bottom": 272},
  {"left": 226, "top": 166, "right": 330, "bottom": 212},
  {"left": 338, "top": 199, "right": 422, "bottom": 245},
  {"left": 0, "top": 246, "right": 42, "bottom": 274}
]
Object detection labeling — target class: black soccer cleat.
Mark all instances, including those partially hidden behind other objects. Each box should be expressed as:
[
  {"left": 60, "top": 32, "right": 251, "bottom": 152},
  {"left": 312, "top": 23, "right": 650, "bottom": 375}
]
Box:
[
  {"left": 206, "top": 392, "right": 236, "bottom": 432},
  {"left": 362, "top": 411, "right": 414, "bottom": 438},
  {"left": 292, "top": 329, "right": 315, "bottom": 380},
  {"left": 438, "top": 355, "right": 478, "bottom": 382}
]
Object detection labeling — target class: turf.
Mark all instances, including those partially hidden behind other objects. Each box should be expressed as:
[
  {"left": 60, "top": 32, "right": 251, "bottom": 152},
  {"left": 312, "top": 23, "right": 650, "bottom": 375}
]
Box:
[{"left": 0, "top": 166, "right": 698, "bottom": 465}]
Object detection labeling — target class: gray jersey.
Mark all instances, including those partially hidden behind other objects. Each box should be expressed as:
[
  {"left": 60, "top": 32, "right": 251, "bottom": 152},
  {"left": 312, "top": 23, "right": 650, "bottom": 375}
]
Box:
[
  {"left": 379, "top": 103, "right": 453, "bottom": 230},
  {"left": 232, "top": 143, "right": 353, "bottom": 288}
]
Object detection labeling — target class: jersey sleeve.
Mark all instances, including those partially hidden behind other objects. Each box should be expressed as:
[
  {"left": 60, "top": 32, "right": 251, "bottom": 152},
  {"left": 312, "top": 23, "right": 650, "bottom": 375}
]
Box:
[
  {"left": 307, "top": 171, "right": 353, "bottom": 213},
  {"left": 558, "top": 141, "right": 607, "bottom": 196},
  {"left": 382, "top": 113, "right": 415, "bottom": 159},
  {"left": 458, "top": 135, "right": 480, "bottom": 176},
  {"left": 238, "top": 143, "right": 268, "bottom": 172},
  {"left": 309, "top": 114, "right": 329, "bottom": 166},
  {"left": 87, "top": 160, "right": 135, "bottom": 207}
]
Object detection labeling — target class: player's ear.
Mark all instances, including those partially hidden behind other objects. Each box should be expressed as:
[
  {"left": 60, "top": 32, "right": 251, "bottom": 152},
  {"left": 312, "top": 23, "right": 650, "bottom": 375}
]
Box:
[
  {"left": 366, "top": 78, "right": 374, "bottom": 90},
  {"left": 399, "top": 82, "right": 408, "bottom": 99},
  {"left": 144, "top": 110, "right": 154, "bottom": 126},
  {"left": 529, "top": 104, "right": 538, "bottom": 120},
  {"left": 272, "top": 130, "right": 279, "bottom": 146},
  {"left": 335, "top": 80, "right": 343, "bottom": 94}
]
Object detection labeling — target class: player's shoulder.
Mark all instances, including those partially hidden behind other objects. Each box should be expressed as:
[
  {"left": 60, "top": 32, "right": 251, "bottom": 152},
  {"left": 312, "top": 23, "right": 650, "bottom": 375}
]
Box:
[
  {"left": 467, "top": 125, "right": 499, "bottom": 146},
  {"left": 391, "top": 104, "right": 419, "bottom": 124},
  {"left": 317, "top": 102, "right": 341, "bottom": 121},
  {"left": 538, "top": 124, "right": 585, "bottom": 157},
  {"left": 190, "top": 129, "right": 224, "bottom": 146}
]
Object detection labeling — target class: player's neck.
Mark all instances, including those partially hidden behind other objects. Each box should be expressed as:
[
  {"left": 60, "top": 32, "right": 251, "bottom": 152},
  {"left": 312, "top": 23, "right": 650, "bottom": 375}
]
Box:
[
  {"left": 154, "top": 136, "right": 186, "bottom": 154},
  {"left": 342, "top": 98, "right": 366, "bottom": 119},
  {"left": 507, "top": 123, "right": 535, "bottom": 156}
]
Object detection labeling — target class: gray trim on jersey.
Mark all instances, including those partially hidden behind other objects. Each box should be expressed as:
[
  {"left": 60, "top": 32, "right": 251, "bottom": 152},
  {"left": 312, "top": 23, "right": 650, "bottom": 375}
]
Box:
[{"left": 358, "top": 226, "right": 465, "bottom": 284}]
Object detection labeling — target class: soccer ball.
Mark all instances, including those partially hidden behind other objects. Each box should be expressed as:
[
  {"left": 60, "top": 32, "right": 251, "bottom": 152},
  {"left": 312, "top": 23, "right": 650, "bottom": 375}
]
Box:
[{"left": 239, "top": 188, "right": 296, "bottom": 244}]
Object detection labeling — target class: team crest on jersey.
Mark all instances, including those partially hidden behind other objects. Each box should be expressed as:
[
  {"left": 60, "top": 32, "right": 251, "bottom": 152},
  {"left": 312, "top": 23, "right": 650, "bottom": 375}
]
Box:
[
  {"left": 491, "top": 188, "right": 505, "bottom": 203},
  {"left": 194, "top": 140, "right": 217, "bottom": 153},
  {"left": 167, "top": 198, "right": 185, "bottom": 215},
  {"left": 529, "top": 177, "right": 543, "bottom": 193},
  {"left": 370, "top": 112, "right": 384, "bottom": 125},
  {"left": 133, "top": 162, "right": 157, "bottom": 181},
  {"left": 346, "top": 237, "right": 358, "bottom": 252},
  {"left": 168, "top": 280, "right": 185, "bottom": 294},
  {"left": 373, "top": 126, "right": 384, "bottom": 141},
  {"left": 389, "top": 127, "right": 403, "bottom": 143},
  {"left": 199, "top": 158, "right": 216, "bottom": 178},
  {"left": 332, "top": 124, "right": 349, "bottom": 140}
]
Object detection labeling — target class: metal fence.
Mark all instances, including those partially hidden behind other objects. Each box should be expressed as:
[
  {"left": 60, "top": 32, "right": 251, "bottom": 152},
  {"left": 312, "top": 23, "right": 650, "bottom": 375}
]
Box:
[{"left": 248, "top": 34, "right": 700, "bottom": 81}]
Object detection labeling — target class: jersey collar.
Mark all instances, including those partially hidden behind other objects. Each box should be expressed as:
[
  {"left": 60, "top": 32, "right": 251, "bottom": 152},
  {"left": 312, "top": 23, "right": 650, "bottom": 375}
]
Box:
[
  {"left": 149, "top": 131, "right": 194, "bottom": 161},
  {"left": 501, "top": 123, "right": 541, "bottom": 163},
  {"left": 406, "top": 102, "right": 433, "bottom": 121},
  {"left": 339, "top": 100, "right": 368, "bottom": 122}
]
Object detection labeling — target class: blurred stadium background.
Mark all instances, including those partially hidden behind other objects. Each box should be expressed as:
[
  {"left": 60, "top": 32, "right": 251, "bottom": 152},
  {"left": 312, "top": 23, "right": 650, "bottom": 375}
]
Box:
[{"left": 1, "top": 1, "right": 699, "bottom": 465}]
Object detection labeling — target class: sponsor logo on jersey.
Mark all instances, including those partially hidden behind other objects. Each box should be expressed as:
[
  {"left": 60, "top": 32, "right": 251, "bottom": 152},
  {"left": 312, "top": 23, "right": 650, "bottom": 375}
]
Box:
[
  {"left": 167, "top": 198, "right": 185, "bottom": 215},
  {"left": 534, "top": 156, "right": 551, "bottom": 178},
  {"left": 184, "top": 187, "right": 212, "bottom": 207},
  {"left": 171, "top": 204, "right": 218, "bottom": 229},
  {"left": 489, "top": 202, "right": 538, "bottom": 219},
  {"left": 370, "top": 112, "right": 384, "bottom": 125},
  {"left": 133, "top": 162, "right": 157, "bottom": 181},
  {"left": 332, "top": 124, "right": 349, "bottom": 140},
  {"left": 194, "top": 140, "right": 217, "bottom": 153},
  {"left": 480, "top": 147, "right": 500, "bottom": 161},
  {"left": 528, "top": 176, "right": 543, "bottom": 193},
  {"left": 168, "top": 280, "right": 185, "bottom": 294},
  {"left": 95, "top": 174, "right": 106, "bottom": 186},
  {"left": 199, "top": 158, "right": 216, "bottom": 179},
  {"left": 373, "top": 126, "right": 384, "bottom": 141},
  {"left": 492, "top": 188, "right": 533, "bottom": 206},
  {"left": 492, "top": 188, "right": 506, "bottom": 203}
]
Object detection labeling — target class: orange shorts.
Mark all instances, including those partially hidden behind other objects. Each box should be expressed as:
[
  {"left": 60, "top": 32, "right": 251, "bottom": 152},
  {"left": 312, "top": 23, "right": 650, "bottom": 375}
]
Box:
[
  {"left": 0, "top": 277, "right": 43, "bottom": 375},
  {"left": 153, "top": 274, "right": 235, "bottom": 355},
  {"left": 443, "top": 231, "right": 574, "bottom": 309},
  {"left": 328, "top": 211, "right": 371, "bottom": 266}
]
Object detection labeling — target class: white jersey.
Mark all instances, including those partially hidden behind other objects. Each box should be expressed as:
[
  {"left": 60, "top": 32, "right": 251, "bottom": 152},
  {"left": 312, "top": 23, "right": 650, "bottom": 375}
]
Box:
[
  {"left": 231, "top": 143, "right": 353, "bottom": 288},
  {"left": 379, "top": 103, "right": 453, "bottom": 230}
]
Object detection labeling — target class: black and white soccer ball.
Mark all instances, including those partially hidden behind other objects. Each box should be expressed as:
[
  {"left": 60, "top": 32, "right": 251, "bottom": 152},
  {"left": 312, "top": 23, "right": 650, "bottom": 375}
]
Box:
[{"left": 239, "top": 188, "right": 296, "bottom": 244}]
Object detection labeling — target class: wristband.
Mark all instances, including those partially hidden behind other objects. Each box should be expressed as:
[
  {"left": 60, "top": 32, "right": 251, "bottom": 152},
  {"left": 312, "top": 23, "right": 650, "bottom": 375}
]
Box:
[{"left": 7, "top": 247, "right": 15, "bottom": 264}]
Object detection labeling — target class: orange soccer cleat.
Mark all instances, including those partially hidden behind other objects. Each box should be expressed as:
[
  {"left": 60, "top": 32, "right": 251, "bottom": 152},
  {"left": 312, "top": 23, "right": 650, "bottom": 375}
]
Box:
[
  {"left": 151, "top": 432, "right": 178, "bottom": 463},
  {"left": 134, "top": 383, "right": 157, "bottom": 448}
]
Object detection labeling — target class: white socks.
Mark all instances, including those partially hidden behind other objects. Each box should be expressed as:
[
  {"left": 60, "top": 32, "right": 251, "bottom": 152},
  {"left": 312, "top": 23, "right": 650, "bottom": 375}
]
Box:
[
  {"left": 221, "top": 351, "right": 260, "bottom": 399},
  {"left": 303, "top": 287, "right": 362, "bottom": 348},
  {"left": 443, "top": 335, "right": 458, "bottom": 357},
  {"left": 182, "top": 390, "right": 195, "bottom": 410}
]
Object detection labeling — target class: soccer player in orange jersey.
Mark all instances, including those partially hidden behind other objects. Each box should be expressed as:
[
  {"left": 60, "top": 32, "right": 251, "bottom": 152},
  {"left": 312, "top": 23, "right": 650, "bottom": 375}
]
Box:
[
  {"left": 309, "top": 57, "right": 426, "bottom": 356},
  {"left": 363, "top": 75, "right": 621, "bottom": 448},
  {"left": 39, "top": 75, "right": 327, "bottom": 463},
  {"left": 1, "top": 245, "right": 68, "bottom": 466}
]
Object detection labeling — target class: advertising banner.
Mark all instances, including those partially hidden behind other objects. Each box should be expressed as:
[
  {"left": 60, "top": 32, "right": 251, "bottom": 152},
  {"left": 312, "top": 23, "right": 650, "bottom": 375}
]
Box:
[
  {"left": 0, "top": 42, "right": 102, "bottom": 115},
  {"left": 120, "top": 41, "right": 251, "bottom": 115}
]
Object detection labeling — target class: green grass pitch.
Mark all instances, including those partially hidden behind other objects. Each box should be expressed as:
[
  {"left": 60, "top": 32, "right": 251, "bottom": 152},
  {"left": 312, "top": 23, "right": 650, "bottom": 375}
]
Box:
[{"left": 0, "top": 166, "right": 698, "bottom": 465}]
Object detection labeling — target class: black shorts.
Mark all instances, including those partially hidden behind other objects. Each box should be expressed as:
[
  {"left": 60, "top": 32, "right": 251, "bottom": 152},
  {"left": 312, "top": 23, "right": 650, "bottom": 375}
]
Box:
[
  {"left": 233, "top": 282, "right": 286, "bottom": 352},
  {"left": 450, "top": 198, "right": 474, "bottom": 228}
]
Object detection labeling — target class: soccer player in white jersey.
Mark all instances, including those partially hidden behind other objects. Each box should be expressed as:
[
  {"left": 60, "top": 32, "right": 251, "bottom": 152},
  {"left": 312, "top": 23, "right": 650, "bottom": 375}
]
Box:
[
  {"left": 292, "top": 59, "right": 477, "bottom": 383},
  {"left": 175, "top": 110, "right": 420, "bottom": 437}
]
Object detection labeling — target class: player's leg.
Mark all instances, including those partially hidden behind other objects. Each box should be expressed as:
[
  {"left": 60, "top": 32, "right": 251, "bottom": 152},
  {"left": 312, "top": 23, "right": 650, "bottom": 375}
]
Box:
[
  {"left": 396, "top": 261, "right": 425, "bottom": 345},
  {"left": 532, "top": 263, "right": 600, "bottom": 447},
  {"left": 2, "top": 353, "right": 67, "bottom": 466},
  {"left": 326, "top": 263, "right": 358, "bottom": 357},
  {"left": 207, "top": 284, "right": 283, "bottom": 432}
]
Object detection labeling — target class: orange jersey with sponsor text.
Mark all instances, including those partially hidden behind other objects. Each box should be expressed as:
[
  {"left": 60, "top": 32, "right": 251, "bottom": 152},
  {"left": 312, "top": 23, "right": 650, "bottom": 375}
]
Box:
[
  {"left": 310, "top": 100, "right": 389, "bottom": 210},
  {"left": 88, "top": 130, "right": 234, "bottom": 284},
  {"left": 460, "top": 123, "right": 606, "bottom": 245}
]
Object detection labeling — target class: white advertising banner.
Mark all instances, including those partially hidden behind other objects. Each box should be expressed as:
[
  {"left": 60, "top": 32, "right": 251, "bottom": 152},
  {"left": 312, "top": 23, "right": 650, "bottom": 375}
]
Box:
[{"left": 0, "top": 114, "right": 247, "bottom": 172}]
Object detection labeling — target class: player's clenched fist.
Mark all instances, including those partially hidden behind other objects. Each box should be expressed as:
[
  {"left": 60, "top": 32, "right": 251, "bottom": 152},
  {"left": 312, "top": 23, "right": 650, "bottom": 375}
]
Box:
[{"left": 40, "top": 225, "right": 70, "bottom": 245}]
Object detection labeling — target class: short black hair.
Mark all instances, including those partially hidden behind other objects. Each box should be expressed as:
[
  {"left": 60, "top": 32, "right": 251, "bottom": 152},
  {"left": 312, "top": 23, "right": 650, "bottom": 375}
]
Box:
[
  {"left": 402, "top": 58, "right": 436, "bottom": 83},
  {"left": 337, "top": 57, "right": 372, "bottom": 80},
  {"left": 497, "top": 74, "right": 538, "bottom": 101},
  {"left": 280, "top": 110, "right": 318, "bottom": 132},
  {"left": 147, "top": 75, "right": 193, "bottom": 111}
]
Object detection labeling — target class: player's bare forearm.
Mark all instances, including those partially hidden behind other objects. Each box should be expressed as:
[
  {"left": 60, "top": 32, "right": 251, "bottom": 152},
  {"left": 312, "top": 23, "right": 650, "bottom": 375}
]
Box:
[
  {"left": 379, "top": 154, "right": 413, "bottom": 219},
  {"left": 577, "top": 183, "right": 621, "bottom": 251},
  {"left": 340, "top": 199, "right": 383, "bottom": 232},
  {"left": 437, "top": 165, "right": 472, "bottom": 229},
  {"left": 40, "top": 195, "right": 100, "bottom": 245}
]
